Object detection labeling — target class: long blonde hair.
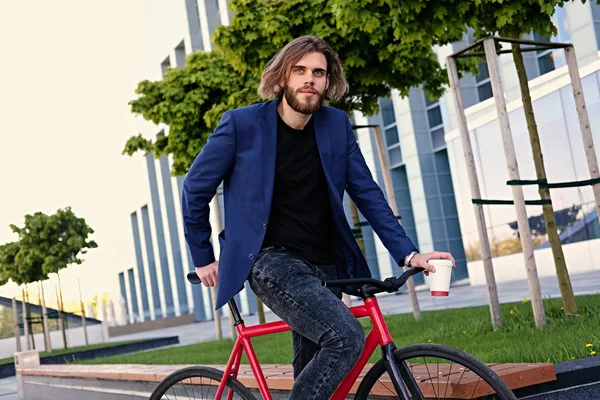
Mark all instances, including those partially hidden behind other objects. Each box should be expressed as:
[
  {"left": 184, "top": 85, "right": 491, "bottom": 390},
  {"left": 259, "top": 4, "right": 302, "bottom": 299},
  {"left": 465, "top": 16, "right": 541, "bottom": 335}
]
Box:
[{"left": 258, "top": 36, "right": 348, "bottom": 102}]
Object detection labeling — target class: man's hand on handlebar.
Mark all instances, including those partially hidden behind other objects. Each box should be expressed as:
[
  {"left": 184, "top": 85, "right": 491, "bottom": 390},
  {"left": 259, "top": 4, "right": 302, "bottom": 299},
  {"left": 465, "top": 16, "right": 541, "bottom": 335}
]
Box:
[
  {"left": 409, "top": 252, "right": 455, "bottom": 276},
  {"left": 195, "top": 261, "right": 219, "bottom": 287}
]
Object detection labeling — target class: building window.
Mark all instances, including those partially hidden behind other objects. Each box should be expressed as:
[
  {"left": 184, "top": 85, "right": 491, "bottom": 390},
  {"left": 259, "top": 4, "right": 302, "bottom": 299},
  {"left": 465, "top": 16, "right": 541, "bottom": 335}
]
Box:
[
  {"left": 426, "top": 96, "right": 446, "bottom": 151},
  {"left": 475, "top": 62, "right": 493, "bottom": 102},
  {"left": 175, "top": 41, "right": 187, "bottom": 67},
  {"left": 593, "top": 4, "right": 600, "bottom": 52},
  {"left": 533, "top": 32, "right": 555, "bottom": 76},
  {"left": 161, "top": 56, "right": 171, "bottom": 77},
  {"left": 379, "top": 97, "right": 403, "bottom": 168}
]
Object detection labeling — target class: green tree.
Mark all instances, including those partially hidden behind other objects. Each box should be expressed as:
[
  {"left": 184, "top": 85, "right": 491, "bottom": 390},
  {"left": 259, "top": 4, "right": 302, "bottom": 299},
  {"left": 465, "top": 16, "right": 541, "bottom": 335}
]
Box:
[
  {"left": 3, "top": 207, "right": 97, "bottom": 349},
  {"left": 463, "top": 0, "right": 591, "bottom": 317},
  {"left": 123, "top": 0, "right": 480, "bottom": 171},
  {"left": 123, "top": 50, "right": 260, "bottom": 175}
]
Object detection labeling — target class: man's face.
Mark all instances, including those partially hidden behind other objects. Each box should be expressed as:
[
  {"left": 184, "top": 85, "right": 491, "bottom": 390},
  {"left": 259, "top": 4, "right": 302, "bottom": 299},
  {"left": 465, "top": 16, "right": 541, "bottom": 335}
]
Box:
[{"left": 282, "top": 52, "right": 329, "bottom": 115}]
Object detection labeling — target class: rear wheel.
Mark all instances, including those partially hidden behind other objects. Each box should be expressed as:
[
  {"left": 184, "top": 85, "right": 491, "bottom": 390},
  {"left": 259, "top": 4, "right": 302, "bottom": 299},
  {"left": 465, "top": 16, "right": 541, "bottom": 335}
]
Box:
[
  {"left": 355, "top": 344, "right": 517, "bottom": 400},
  {"left": 150, "top": 366, "right": 257, "bottom": 400}
]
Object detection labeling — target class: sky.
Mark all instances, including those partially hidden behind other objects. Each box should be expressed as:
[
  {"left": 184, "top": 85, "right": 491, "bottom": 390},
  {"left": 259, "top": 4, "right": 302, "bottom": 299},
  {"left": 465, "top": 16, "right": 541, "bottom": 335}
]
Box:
[{"left": 0, "top": 1, "right": 151, "bottom": 307}]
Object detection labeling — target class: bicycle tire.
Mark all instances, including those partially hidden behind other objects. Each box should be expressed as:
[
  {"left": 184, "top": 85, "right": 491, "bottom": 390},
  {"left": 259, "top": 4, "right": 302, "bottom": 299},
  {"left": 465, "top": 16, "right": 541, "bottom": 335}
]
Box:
[
  {"left": 150, "top": 366, "right": 258, "bottom": 400},
  {"left": 355, "top": 344, "right": 517, "bottom": 400}
]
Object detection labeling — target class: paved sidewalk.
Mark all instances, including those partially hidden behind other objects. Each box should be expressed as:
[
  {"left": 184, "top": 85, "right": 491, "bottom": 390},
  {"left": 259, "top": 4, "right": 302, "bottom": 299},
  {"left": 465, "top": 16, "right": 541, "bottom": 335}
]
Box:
[
  {"left": 109, "top": 270, "right": 600, "bottom": 346},
  {"left": 4, "top": 271, "right": 598, "bottom": 400},
  {"left": 0, "top": 375, "right": 17, "bottom": 400}
]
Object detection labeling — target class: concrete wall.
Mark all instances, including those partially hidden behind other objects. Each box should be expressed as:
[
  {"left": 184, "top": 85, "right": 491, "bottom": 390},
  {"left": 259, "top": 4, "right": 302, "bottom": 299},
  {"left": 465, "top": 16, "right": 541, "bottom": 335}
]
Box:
[
  {"left": 467, "top": 237, "right": 600, "bottom": 286},
  {"left": 0, "top": 324, "right": 108, "bottom": 361}
]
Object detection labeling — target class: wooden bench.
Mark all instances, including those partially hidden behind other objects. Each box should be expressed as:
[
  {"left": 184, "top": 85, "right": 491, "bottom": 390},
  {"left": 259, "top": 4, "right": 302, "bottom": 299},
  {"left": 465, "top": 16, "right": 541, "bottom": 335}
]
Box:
[{"left": 17, "top": 362, "right": 556, "bottom": 398}]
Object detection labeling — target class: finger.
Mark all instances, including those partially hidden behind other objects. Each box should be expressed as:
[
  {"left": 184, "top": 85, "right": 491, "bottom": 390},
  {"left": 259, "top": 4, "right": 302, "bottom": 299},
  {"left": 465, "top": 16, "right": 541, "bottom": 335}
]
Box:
[
  {"left": 436, "top": 252, "right": 456, "bottom": 267},
  {"left": 420, "top": 260, "right": 436, "bottom": 273}
]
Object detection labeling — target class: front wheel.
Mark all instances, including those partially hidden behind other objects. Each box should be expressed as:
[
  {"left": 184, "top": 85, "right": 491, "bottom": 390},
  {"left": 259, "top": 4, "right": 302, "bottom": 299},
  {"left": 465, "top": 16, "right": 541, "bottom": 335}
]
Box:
[
  {"left": 355, "top": 344, "right": 517, "bottom": 400},
  {"left": 150, "top": 366, "right": 257, "bottom": 400}
]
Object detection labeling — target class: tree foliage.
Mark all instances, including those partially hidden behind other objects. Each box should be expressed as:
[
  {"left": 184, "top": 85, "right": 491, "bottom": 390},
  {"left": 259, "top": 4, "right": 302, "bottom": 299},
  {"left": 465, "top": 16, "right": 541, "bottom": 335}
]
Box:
[
  {"left": 0, "top": 207, "right": 97, "bottom": 286},
  {"left": 124, "top": 0, "right": 599, "bottom": 174},
  {"left": 124, "top": 0, "right": 477, "bottom": 174},
  {"left": 124, "top": 50, "right": 260, "bottom": 175}
]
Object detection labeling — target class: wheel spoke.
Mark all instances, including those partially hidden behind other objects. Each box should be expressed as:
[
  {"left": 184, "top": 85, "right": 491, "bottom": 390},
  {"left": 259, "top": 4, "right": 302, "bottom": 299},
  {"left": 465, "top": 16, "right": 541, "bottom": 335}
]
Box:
[
  {"left": 443, "top": 361, "right": 453, "bottom": 399},
  {"left": 470, "top": 376, "right": 482, "bottom": 399},
  {"left": 437, "top": 358, "right": 440, "bottom": 399},
  {"left": 181, "top": 380, "right": 192, "bottom": 399},
  {"left": 151, "top": 369, "right": 253, "bottom": 400},
  {"left": 449, "top": 366, "right": 468, "bottom": 399},
  {"left": 422, "top": 357, "right": 439, "bottom": 399}
]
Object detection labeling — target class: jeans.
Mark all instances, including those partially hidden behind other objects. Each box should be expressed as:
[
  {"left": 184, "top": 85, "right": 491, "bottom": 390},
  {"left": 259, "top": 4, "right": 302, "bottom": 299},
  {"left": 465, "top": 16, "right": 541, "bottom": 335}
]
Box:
[{"left": 248, "top": 247, "right": 365, "bottom": 400}]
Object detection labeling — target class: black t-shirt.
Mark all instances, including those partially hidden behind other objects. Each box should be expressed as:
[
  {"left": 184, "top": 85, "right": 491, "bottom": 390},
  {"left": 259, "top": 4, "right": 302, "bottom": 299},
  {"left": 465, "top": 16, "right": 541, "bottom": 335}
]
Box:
[{"left": 262, "top": 113, "right": 335, "bottom": 265}]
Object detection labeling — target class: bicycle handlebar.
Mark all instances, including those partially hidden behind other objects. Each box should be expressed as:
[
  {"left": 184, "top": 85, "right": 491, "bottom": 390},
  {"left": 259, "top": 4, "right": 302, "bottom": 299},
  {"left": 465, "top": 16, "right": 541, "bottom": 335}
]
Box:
[
  {"left": 323, "top": 267, "right": 424, "bottom": 296},
  {"left": 186, "top": 267, "right": 424, "bottom": 297}
]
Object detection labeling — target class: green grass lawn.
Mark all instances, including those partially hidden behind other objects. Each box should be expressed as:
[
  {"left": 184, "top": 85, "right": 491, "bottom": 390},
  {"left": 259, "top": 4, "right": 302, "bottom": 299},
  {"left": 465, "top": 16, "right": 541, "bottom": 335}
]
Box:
[
  {"left": 77, "top": 294, "right": 600, "bottom": 366},
  {"left": 0, "top": 340, "right": 143, "bottom": 365}
]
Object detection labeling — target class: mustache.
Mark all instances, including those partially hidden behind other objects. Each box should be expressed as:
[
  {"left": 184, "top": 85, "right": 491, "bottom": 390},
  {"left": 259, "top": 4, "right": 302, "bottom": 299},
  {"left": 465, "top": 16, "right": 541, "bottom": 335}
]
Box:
[{"left": 297, "top": 86, "right": 318, "bottom": 94}]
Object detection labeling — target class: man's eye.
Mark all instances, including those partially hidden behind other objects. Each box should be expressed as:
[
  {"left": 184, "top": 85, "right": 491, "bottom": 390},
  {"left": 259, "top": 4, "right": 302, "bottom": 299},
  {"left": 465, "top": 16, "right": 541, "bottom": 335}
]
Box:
[
  {"left": 294, "top": 67, "right": 304, "bottom": 73},
  {"left": 314, "top": 70, "right": 324, "bottom": 76}
]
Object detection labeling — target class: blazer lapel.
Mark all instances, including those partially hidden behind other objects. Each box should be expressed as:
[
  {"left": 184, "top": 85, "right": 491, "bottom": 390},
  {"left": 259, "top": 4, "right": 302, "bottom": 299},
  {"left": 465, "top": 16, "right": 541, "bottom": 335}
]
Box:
[
  {"left": 262, "top": 101, "right": 279, "bottom": 209},
  {"left": 314, "top": 107, "right": 333, "bottom": 177}
]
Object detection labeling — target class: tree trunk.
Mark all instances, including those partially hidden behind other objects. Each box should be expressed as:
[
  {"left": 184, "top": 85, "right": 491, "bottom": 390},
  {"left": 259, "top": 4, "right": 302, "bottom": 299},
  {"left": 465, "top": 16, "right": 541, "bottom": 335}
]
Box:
[
  {"left": 510, "top": 30, "right": 577, "bottom": 315},
  {"left": 372, "top": 125, "right": 421, "bottom": 320},
  {"left": 25, "top": 287, "right": 36, "bottom": 350},
  {"left": 447, "top": 56, "right": 502, "bottom": 328},
  {"left": 77, "top": 279, "right": 89, "bottom": 346},
  {"left": 209, "top": 196, "right": 224, "bottom": 340},
  {"left": 21, "top": 289, "right": 30, "bottom": 351},
  {"left": 344, "top": 200, "right": 365, "bottom": 308},
  {"left": 56, "top": 274, "right": 68, "bottom": 349},
  {"left": 256, "top": 297, "right": 266, "bottom": 324},
  {"left": 483, "top": 38, "right": 546, "bottom": 327},
  {"left": 40, "top": 282, "right": 52, "bottom": 353},
  {"left": 210, "top": 286, "right": 223, "bottom": 340},
  {"left": 12, "top": 297, "right": 22, "bottom": 353}
]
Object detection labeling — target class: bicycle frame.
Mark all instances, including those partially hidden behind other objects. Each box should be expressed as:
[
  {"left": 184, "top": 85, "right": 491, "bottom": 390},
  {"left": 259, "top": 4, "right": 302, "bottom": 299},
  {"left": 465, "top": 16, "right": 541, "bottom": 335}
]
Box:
[{"left": 214, "top": 296, "right": 397, "bottom": 400}]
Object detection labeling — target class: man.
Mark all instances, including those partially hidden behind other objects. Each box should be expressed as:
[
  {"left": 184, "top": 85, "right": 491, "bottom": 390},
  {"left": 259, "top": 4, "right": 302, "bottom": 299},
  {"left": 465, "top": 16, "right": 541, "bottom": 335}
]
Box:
[{"left": 182, "top": 35, "right": 455, "bottom": 399}]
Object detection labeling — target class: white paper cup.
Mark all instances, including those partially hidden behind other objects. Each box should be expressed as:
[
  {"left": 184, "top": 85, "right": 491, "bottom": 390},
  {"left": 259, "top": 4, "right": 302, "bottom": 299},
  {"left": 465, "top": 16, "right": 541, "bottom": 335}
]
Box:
[{"left": 428, "top": 259, "right": 453, "bottom": 296}]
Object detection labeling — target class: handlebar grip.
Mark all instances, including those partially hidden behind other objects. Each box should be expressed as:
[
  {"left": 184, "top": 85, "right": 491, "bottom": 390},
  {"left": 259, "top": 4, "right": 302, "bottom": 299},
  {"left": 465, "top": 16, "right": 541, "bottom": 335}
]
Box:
[{"left": 187, "top": 271, "right": 202, "bottom": 284}]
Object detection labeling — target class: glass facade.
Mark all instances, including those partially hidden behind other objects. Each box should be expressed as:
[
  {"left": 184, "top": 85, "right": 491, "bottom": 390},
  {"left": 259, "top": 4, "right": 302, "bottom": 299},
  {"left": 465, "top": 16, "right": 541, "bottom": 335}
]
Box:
[
  {"left": 475, "top": 62, "right": 493, "bottom": 102},
  {"left": 594, "top": 4, "right": 600, "bottom": 53},
  {"left": 447, "top": 70, "right": 600, "bottom": 262}
]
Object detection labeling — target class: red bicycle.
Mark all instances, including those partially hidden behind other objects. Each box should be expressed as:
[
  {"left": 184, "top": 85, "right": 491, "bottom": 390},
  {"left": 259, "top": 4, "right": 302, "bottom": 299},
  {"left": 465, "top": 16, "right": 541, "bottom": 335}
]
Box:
[{"left": 150, "top": 267, "right": 516, "bottom": 399}]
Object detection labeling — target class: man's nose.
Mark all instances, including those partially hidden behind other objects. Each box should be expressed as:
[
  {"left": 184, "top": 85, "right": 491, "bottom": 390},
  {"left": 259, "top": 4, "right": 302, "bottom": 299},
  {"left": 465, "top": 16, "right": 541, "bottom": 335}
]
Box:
[{"left": 305, "top": 73, "right": 315, "bottom": 84}]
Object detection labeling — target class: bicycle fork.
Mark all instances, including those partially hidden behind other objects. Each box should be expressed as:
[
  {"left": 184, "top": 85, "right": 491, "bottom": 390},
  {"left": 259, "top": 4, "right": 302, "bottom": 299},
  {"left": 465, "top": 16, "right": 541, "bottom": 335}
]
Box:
[{"left": 382, "top": 343, "right": 426, "bottom": 400}]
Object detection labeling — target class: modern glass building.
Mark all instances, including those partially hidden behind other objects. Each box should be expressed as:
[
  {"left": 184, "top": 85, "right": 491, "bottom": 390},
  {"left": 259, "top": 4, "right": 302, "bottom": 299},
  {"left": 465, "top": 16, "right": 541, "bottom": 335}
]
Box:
[{"left": 116, "top": 0, "right": 600, "bottom": 325}]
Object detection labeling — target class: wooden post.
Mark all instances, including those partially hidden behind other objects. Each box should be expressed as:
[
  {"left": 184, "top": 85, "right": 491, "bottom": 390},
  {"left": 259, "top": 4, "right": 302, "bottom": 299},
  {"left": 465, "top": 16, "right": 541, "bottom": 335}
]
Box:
[
  {"left": 447, "top": 56, "right": 502, "bottom": 328},
  {"left": 25, "top": 288, "right": 36, "bottom": 350},
  {"left": 77, "top": 279, "right": 89, "bottom": 346},
  {"left": 12, "top": 297, "right": 21, "bottom": 353},
  {"left": 565, "top": 45, "right": 600, "bottom": 222},
  {"left": 21, "top": 289, "right": 30, "bottom": 351},
  {"left": 55, "top": 284, "right": 67, "bottom": 349},
  {"left": 40, "top": 282, "right": 52, "bottom": 352},
  {"left": 210, "top": 196, "right": 224, "bottom": 340},
  {"left": 372, "top": 125, "right": 421, "bottom": 320},
  {"left": 483, "top": 38, "right": 546, "bottom": 327}
]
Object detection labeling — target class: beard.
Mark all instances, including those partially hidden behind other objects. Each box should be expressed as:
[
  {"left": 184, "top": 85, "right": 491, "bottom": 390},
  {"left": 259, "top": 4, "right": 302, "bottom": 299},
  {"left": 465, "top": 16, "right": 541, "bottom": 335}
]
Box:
[{"left": 283, "top": 85, "right": 326, "bottom": 115}]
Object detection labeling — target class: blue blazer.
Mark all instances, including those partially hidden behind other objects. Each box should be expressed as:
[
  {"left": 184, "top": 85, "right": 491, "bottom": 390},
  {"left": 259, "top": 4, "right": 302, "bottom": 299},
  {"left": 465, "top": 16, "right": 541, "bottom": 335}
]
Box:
[{"left": 182, "top": 100, "right": 418, "bottom": 309}]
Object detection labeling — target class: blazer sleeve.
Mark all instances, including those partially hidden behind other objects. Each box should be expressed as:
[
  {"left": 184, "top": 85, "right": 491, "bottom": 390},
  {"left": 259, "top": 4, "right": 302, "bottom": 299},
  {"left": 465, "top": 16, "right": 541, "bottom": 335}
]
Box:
[
  {"left": 181, "top": 110, "right": 237, "bottom": 268},
  {"left": 343, "top": 114, "right": 418, "bottom": 265}
]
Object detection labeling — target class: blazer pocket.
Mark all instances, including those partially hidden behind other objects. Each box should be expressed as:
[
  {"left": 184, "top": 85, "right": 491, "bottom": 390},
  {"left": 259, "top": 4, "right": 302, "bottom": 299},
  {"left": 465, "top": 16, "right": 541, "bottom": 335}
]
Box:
[{"left": 218, "top": 230, "right": 228, "bottom": 254}]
